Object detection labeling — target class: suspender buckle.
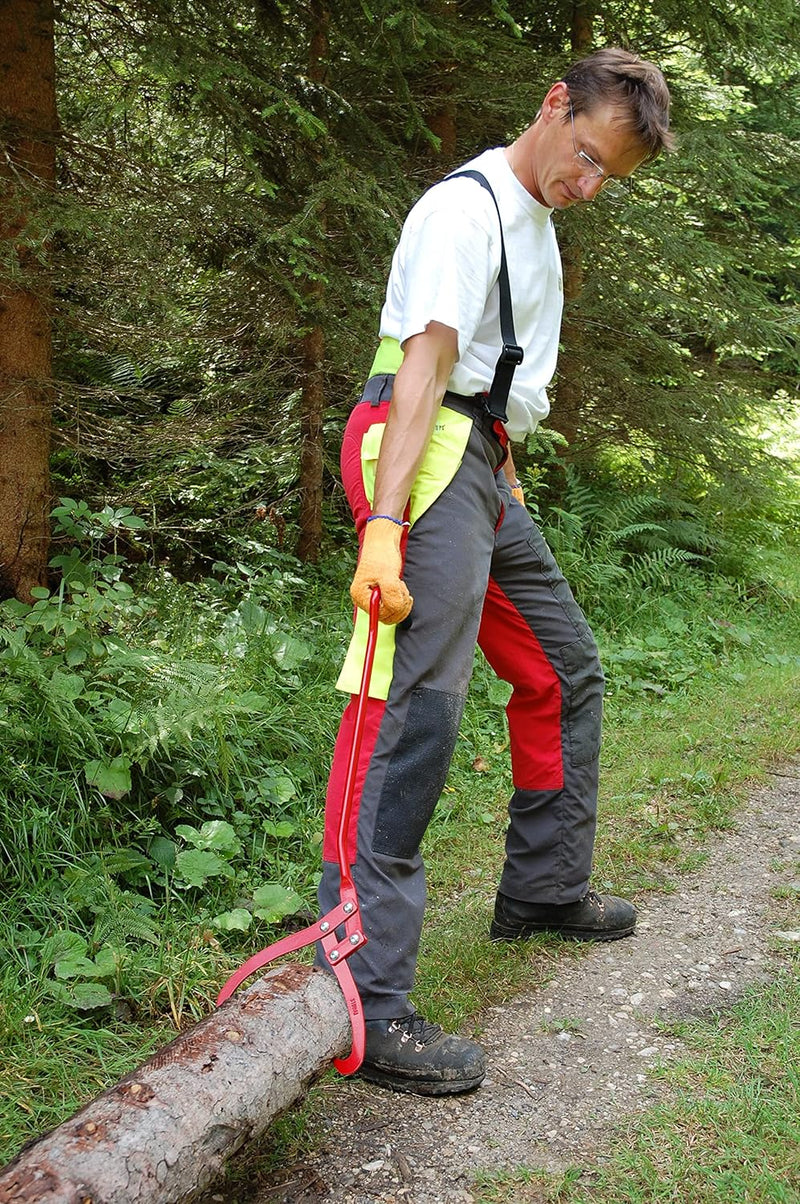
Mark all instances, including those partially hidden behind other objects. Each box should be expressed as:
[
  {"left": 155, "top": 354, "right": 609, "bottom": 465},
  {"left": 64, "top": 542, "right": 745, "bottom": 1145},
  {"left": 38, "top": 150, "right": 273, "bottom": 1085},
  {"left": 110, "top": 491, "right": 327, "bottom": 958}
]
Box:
[{"left": 499, "top": 342, "right": 524, "bottom": 367}]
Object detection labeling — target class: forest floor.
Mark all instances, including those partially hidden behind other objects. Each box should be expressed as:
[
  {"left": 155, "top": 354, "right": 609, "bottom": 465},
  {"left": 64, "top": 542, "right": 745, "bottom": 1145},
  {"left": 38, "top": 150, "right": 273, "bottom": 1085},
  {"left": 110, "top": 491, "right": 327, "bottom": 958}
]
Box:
[{"left": 242, "top": 758, "right": 800, "bottom": 1204}]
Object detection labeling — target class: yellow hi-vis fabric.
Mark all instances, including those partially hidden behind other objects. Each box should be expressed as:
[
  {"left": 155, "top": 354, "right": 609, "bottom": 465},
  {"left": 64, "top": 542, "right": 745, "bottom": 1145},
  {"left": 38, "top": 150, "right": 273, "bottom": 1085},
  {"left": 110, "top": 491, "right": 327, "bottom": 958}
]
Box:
[
  {"left": 336, "top": 401, "right": 474, "bottom": 699},
  {"left": 368, "top": 336, "right": 404, "bottom": 377}
]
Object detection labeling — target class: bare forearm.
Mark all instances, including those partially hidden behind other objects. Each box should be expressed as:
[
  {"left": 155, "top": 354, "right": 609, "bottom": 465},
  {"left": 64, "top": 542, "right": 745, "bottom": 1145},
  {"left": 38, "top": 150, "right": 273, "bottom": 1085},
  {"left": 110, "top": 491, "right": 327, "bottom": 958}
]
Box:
[
  {"left": 502, "top": 446, "right": 525, "bottom": 505},
  {"left": 372, "top": 366, "right": 443, "bottom": 516},
  {"left": 372, "top": 323, "right": 457, "bottom": 517}
]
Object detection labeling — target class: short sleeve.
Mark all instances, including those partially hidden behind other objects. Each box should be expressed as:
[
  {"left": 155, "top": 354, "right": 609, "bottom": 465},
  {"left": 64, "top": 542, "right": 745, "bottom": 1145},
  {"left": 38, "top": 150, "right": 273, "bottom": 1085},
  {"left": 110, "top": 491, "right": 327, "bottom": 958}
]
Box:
[{"left": 384, "top": 196, "right": 498, "bottom": 361}]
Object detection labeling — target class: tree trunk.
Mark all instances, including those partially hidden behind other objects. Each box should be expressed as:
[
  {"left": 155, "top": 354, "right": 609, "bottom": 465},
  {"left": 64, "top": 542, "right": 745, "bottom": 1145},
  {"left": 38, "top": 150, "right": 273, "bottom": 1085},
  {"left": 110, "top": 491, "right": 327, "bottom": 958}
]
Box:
[
  {"left": 570, "top": 0, "right": 594, "bottom": 57},
  {"left": 296, "top": 292, "right": 325, "bottom": 563},
  {"left": 427, "top": 0, "right": 458, "bottom": 162},
  {"left": 551, "top": 3, "right": 593, "bottom": 451},
  {"left": 295, "top": 0, "right": 329, "bottom": 564},
  {"left": 0, "top": 0, "right": 56, "bottom": 601},
  {"left": 0, "top": 966, "right": 351, "bottom": 1204}
]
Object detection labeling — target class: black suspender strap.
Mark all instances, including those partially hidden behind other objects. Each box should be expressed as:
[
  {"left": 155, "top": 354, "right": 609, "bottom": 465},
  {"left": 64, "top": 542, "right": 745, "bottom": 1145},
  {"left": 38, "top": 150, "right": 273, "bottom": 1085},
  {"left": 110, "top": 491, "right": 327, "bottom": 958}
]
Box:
[{"left": 445, "top": 169, "right": 524, "bottom": 423}]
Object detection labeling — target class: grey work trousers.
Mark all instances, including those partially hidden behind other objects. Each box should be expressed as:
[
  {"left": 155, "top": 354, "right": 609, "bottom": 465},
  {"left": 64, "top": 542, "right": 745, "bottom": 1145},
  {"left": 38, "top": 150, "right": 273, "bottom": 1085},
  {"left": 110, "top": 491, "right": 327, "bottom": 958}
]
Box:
[{"left": 318, "top": 400, "right": 604, "bottom": 1018}]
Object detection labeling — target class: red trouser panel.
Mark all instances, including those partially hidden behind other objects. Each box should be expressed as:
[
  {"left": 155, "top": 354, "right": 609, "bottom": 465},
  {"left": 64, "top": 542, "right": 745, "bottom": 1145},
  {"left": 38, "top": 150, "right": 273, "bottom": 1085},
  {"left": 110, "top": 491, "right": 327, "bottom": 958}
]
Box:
[
  {"left": 340, "top": 399, "right": 389, "bottom": 533},
  {"left": 340, "top": 396, "right": 415, "bottom": 539},
  {"left": 478, "top": 577, "right": 565, "bottom": 791},
  {"left": 323, "top": 694, "right": 386, "bottom": 863},
  {"left": 325, "top": 398, "right": 412, "bottom": 864}
]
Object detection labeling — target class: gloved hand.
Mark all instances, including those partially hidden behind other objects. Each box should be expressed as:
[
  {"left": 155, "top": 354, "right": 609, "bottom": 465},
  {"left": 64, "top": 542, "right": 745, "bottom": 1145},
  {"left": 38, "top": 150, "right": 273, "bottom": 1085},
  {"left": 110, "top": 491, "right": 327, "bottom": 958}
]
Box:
[
  {"left": 350, "top": 517, "right": 413, "bottom": 625},
  {"left": 511, "top": 481, "right": 525, "bottom": 506}
]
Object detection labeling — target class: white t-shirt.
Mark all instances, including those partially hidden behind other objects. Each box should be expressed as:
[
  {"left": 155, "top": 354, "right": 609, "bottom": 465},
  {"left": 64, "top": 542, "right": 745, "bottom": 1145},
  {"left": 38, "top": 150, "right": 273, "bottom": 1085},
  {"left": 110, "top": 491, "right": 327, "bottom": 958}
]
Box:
[{"left": 378, "top": 147, "right": 563, "bottom": 440}]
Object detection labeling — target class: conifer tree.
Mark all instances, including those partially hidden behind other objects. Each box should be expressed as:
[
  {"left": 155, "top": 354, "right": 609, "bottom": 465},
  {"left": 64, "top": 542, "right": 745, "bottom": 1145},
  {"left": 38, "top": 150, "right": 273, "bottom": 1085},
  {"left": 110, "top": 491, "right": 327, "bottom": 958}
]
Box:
[{"left": 6, "top": 0, "right": 796, "bottom": 570}]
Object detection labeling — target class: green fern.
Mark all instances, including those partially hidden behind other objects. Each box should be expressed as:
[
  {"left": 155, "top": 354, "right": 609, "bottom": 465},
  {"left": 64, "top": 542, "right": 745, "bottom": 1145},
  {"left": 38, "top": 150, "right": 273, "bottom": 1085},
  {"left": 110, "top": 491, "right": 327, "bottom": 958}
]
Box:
[
  {"left": 92, "top": 895, "right": 160, "bottom": 949},
  {"left": 628, "top": 546, "right": 702, "bottom": 590},
  {"left": 61, "top": 858, "right": 160, "bottom": 948},
  {"left": 528, "top": 468, "right": 713, "bottom": 621}
]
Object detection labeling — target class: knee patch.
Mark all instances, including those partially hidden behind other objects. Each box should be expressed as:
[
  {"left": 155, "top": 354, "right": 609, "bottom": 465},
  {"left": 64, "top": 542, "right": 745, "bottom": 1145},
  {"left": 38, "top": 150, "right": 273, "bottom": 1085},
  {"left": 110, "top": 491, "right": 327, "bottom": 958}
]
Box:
[{"left": 371, "top": 686, "right": 464, "bottom": 859}]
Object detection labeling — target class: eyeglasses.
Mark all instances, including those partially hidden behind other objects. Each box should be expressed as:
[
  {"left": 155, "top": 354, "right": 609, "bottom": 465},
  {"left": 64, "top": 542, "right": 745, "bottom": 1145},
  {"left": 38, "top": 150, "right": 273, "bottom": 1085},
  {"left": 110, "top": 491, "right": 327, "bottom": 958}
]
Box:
[
  {"left": 568, "top": 100, "right": 629, "bottom": 200},
  {"left": 568, "top": 99, "right": 607, "bottom": 181}
]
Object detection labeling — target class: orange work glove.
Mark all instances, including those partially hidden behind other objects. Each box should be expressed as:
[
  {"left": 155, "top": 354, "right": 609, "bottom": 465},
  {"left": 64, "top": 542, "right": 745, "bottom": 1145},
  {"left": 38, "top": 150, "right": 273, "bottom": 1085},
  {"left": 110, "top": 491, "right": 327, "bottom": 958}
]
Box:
[
  {"left": 350, "top": 516, "right": 413, "bottom": 625},
  {"left": 510, "top": 480, "right": 525, "bottom": 506}
]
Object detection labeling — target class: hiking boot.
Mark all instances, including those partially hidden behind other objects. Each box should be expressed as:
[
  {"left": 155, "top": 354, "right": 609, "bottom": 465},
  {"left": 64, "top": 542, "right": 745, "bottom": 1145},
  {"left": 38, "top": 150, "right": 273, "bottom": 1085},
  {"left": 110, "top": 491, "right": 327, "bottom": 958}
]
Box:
[
  {"left": 361, "top": 1012, "right": 486, "bottom": 1096},
  {"left": 490, "top": 888, "right": 636, "bottom": 943}
]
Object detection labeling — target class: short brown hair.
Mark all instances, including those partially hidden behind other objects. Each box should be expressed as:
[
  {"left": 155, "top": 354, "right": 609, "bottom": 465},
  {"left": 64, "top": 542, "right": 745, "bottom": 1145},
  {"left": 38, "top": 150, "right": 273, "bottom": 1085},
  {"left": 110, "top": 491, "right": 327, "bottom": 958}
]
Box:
[{"left": 562, "top": 48, "right": 674, "bottom": 161}]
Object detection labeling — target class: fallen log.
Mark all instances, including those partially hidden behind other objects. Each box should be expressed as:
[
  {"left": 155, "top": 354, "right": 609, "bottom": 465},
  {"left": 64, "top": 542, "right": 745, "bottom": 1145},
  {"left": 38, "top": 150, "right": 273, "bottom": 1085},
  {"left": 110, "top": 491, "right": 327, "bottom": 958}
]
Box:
[{"left": 0, "top": 965, "right": 350, "bottom": 1204}]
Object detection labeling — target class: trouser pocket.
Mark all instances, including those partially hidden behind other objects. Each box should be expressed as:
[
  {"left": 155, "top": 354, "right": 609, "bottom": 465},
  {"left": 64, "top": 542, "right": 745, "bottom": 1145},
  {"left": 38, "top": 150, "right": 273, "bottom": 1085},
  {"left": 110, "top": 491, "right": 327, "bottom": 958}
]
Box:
[{"left": 560, "top": 631, "right": 605, "bottom": 767}]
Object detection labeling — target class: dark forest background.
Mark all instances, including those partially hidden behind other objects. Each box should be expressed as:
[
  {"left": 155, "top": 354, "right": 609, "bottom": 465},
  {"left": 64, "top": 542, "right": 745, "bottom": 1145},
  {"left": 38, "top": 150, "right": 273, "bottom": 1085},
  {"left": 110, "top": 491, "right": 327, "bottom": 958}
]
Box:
[{"left": 1, "top": 0, "right": 798, "bottom": 594}]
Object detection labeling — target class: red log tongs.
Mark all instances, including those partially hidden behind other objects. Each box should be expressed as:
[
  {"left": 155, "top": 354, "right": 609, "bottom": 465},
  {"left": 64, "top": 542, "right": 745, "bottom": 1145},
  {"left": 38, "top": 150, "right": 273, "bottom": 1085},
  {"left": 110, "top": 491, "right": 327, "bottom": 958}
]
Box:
[{"left": 216, "top": 586, "right": 381, "bottom": 1076}]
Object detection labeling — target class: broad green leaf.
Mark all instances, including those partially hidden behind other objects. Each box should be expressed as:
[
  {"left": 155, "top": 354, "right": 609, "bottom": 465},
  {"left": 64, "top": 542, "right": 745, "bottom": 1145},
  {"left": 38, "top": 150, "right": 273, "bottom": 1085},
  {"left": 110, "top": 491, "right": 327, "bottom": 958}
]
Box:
[
  {"left": 177, "top": 820, "right": 240, "bottom": 855},
  {"left": 39, "top": 609, "right": 60, "bottom": 633},
  {"left": 2, "top": 599, "right": 28, "bottom": 618},
  {"left": 212, "top": 909, "right": 252, "bottom": 931},
  {"left": 252, "top": 883, "right": 304, "bottom": 924},
  {"left": 84, "top": 756, "right": 132, "bottom": 799},
  {"left": 65, "top": 643, "right": 88, "bottom": 667},
  {"left": 43, "top": 931, "right": 86, "bottom": 966},
  {"left": 236, "top": 691, "right": 276, "bottom": 712},
  {"left": 14, "top": 927, "right": 44, "bottom": 950},
  {"left": 49, "top": 670, "right": 86, "bottom": 700},
  {"left": 259, "top": 774, "right": 296, "bottom": 804},
  {"left": 263, "top": 819, "right": 295, "bottom": 839},
  {"left": 54, "top": 953, "right": 99, "bottom": 980},
  {"left": 66, "top": 982, "right": 113, "bottom": 1011},
  {"left": 174, "top": 848, "right": 232, "bottom": 888},
  {"left": 197, "top": 819, "right": 240, "bottom": 853},
  {"left": 148, "top": 836, "right": 177, "bottom": 869},
  {"left": 269, "top": 632, "right": 312, "bottom": 670},
  {"left": 237, "top": 599, "right": 269, "bottom": 635},
  {"left": 91, "top": 946, "right": 119, "bottom": 977}
]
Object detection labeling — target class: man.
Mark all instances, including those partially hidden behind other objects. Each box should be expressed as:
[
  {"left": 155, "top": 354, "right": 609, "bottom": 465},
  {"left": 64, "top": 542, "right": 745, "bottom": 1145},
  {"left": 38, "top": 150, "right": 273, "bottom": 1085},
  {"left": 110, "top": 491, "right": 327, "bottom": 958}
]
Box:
[{"left": 318, "top": 48, "right": 673, "bottom": 1096}]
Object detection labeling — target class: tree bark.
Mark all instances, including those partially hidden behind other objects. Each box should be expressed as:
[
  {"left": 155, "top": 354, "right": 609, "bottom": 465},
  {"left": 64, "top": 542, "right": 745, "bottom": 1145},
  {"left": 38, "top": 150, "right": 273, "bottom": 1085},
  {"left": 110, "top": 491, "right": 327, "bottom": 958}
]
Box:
[
  {"left": 0, "top": 966, "right": 351, "bottom": 1204},
  {"left": 0, "top": 0, "right": 57, "bottom": 601},
  {"left": 426, "top": 0, "right": 458, "bottom": 162},
  {"left": 295, "top": 0, "right": 330, "bottom": 564},
  {"left": 570, "top": 0, "right": 594, "bottom": 58},
  {"left": 296, "top": 292, "right": 325, "bottom": 563}
]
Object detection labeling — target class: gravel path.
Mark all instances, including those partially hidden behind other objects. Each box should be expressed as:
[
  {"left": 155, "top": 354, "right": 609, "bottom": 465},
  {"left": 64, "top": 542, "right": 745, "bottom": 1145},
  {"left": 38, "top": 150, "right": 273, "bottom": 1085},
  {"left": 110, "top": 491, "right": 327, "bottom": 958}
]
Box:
[{"left": 253, "top": 760, "right": 800, "bottom": 1204}]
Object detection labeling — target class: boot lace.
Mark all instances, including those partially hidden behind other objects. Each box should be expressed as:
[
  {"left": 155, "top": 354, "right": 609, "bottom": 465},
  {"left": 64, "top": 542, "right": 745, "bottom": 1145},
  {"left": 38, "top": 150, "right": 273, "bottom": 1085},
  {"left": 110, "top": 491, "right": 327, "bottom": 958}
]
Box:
[{"left": 389, "top": 1012, "right": 443, "bottom": 1050}]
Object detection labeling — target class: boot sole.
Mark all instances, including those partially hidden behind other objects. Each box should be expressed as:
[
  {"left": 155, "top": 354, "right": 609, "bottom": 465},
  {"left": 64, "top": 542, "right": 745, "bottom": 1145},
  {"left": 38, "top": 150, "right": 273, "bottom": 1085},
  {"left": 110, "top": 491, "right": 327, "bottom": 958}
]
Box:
[
  {"left": 359, "top": 1064, "right": 485, "bottom": 1096},
  {"left": 490, "top": 920, "right": 636, "bottom": 943}
]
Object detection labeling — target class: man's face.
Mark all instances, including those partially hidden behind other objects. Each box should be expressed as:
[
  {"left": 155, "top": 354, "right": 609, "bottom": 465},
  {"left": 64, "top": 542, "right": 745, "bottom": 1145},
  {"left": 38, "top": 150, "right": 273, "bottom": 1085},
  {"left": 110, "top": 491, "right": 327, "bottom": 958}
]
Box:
[{"left": 526, "top": 89, "right": 648, "bottom": 209}]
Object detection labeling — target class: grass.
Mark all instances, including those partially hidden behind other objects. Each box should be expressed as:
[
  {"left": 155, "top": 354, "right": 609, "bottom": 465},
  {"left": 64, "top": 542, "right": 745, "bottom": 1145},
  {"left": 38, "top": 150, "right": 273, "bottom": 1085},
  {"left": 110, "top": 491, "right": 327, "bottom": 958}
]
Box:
[{"left": 475, "top": 1165, "right": 553, "bottom": 1204}]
